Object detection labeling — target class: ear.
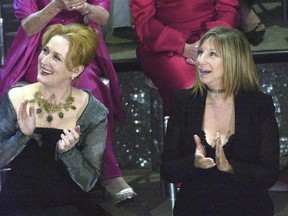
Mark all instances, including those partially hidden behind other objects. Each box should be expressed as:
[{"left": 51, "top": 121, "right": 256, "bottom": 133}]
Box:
[{"left": 71, "top": 65, "right": 85, "bottom": 79}]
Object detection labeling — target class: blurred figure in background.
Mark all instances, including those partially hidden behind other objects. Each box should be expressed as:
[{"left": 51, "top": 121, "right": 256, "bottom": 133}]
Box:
[
  {"left": 131, "top": 0, "right": 240, "bottom": 116},
  {"left": 239, "top": 0, "right": 266, "bottom": 45}
]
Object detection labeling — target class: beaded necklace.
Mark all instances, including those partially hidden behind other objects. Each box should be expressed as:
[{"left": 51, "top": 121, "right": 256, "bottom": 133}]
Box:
[{"left": 29, "top": 90, "right": 76, "bottom": 122}]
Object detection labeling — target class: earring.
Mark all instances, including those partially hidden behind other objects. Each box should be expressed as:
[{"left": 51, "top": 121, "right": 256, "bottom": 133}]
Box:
[{"left": 70, "top": 76, "right": 75, "bottom": 81}]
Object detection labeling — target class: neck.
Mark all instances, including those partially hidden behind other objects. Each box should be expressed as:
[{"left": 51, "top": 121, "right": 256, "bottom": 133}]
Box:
[
  {"left": 207, "top": 87, "right": 225, "bottom": 94},
  {"left": 207, "top": 87, "right": 225, "bottom": 100},
  {"left": 40, "top": 84, "right": 72, "bottom": 103}
]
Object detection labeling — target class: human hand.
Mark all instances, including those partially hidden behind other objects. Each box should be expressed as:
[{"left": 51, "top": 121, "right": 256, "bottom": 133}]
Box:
[
  {"left": 62, "top": 0, "right": 87, "bottom": 11},
  {"left": 17, "top": 100, "right": 36, "bottom": 136},
  {"left": 194, "top": 135, "right": 216, "bottom": 169},
  {"left": 215, "top": 132, "right": 234, "bottom": 173},
  {"left": 183, "top": 41, "right": 199, "bottom": 65},
  {"left": 58, "top": 125, "right": 81, "bottom": 153}
]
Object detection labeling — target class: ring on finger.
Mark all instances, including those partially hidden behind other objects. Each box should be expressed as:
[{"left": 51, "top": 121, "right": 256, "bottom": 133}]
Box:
[{"left": 70, "top": 4, "right": 76, "bottom": 10}]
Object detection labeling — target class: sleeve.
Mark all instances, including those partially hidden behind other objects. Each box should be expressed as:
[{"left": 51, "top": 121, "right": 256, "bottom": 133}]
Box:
[
  {"left": 205, "top": 0, "right": 240, "bottom": 30},
  {"left": 160, "top": 91, "right": 196, "bottom": 183},
  {"left": 0, "top": 94, "right": 32, "bottom": 169},
  {"left": 59, "top": 105, "right": 108, "bottom": 192},
  {"left": 230, "top": 95, "right": 280, "bottom": 189},
  {"left": 89, "top": 0, "right": 111, "bottom": 11},
  {"left": 131, "top": 0, "right": 188, "bottom": 54},
  {"left": 13, "top": 0, "right": 38, "bottom": 20}
]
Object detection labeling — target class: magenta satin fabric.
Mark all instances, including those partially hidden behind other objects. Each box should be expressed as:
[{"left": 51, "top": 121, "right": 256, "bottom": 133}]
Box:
[
  {"left": 131, "top": 0, "right": 240, "bottom": 115},
  {"left": 0, "top": 0, "right": 123, "bottom": 179}
]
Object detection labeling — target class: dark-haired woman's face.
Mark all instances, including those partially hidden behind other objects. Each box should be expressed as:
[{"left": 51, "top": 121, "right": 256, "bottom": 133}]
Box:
[
  {"left": 196, "top": 39, "right": 224, "bottom": 89},
  {"left": 37, "top": 35, "right": 72, "bottom": 86}
]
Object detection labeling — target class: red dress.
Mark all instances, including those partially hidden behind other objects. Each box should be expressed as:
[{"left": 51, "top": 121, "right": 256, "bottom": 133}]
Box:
[{"left": 131, "top": 0, "right": 240, "bottom": 115}]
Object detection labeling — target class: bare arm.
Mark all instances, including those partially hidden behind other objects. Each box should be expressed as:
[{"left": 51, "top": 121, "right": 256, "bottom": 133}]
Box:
[{"left": 21, "top": 0, "right": 64, "bottom": 36}]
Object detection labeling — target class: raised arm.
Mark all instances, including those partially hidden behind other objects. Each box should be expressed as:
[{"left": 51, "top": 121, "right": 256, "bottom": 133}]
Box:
[
  {"left": 59, "top": 99, "right": 108, "bottom": 192},
  {"left": 15, "top": 0, "right": 65, "bottom": 36},
  {"left": 14, "top": 0, "right": 110, "bottom": 36},
  {"left": 0, "top": 94, "right": 32, "bottom": 169}
]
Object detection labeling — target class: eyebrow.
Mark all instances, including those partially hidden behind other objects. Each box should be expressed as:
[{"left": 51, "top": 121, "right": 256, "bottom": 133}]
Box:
[{"left": 44, "top": 45, "right": 66, "bottom": 60}]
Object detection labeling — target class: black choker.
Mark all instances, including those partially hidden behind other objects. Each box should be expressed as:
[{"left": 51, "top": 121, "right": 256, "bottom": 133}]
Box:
[{"left": 207, "top": 88, "right": 225, "bottom": 94}]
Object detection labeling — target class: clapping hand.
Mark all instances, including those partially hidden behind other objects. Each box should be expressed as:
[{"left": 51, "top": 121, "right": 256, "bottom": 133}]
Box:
[
  {"left": 215, "top": 132, "right": 234, "bottom": 173},
  {"left": 194, "top": 135, "right": 216, "bottom": 169},
  {"left": 58, "top": 125, "right": 81, "bottom": 153},
  {"left": 62, "top": 0, "right": 87, "bottom": 11},
  {"left": 17, "top": 100, "right": 36, "bottom": 136}
]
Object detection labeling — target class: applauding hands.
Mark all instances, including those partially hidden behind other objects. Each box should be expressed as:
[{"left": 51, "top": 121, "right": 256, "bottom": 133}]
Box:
[
  {"left": 18, "top": 100, "right": 36, "bottom": 136},
  {"left": 17, "top": 99, "right": 80, "bottom": 153},
  {"left": 58, "top": 126, "right": 81, "bottom": 153},
  {"left": 194, "top": 134, "right": 234, "bottom": 173}
]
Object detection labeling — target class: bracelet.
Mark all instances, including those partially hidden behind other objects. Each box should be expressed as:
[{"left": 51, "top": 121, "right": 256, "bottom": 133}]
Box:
[{"left": 81, "top": 4, "right": 92, "bottom": 16}]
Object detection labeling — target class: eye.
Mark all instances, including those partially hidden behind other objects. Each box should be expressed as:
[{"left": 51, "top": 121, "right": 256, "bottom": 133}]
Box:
[
  {"left": 53, "top": 54, "right": 62, "bottom": 61},
  {"left": 197, "top": 49, "right": 203, "bottom": 56},
  {"left": 209, "top": 51, "right": 217, "bottom": 57},
  {"left": 42, "top": 47, "right": 49, "bottom": 55}
]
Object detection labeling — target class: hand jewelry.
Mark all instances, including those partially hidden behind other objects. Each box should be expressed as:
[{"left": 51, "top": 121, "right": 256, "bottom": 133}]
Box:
[{"left": 70, "top": 4, "right": 76, "bottom": 10}]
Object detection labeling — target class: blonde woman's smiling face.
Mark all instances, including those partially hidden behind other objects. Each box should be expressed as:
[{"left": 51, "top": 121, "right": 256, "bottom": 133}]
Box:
[
  {"left": 196, "top": 39, "right": 224, "bottom": 90},
  {"left": 37, "top": 35, "right": 72, "bottom": 86}
]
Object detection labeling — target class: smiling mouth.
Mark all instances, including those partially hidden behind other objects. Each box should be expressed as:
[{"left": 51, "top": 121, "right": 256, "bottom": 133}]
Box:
[
  {"left": 40, "top": 67, "right": 53, "bottom": 75},
  {"left": 199, "top": 69, "right": 211, "bottom": 77}
]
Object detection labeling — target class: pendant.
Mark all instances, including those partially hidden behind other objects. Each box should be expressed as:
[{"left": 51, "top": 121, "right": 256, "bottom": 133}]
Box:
[
  {"left": 36, "top": 108, "right": 42, "bottom": 114},
  {"left": 47, "top": 115, "right": 53, "bottom": 122},
  {"left": 58, "top": 112, "right": 64, "bottom": 119}
]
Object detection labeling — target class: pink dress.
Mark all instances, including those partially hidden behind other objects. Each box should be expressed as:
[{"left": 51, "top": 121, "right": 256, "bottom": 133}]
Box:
[
  {"left": 131, "top": 0, "right": 241, "bottom": 115},
  {"left": 0, "top": 0, "right": 123, "bottom": 179}
]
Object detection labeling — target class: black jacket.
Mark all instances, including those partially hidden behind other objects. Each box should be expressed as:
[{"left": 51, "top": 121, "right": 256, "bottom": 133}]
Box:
[{"left": 161, "top": 89, "right": 280, "bottom": 216}]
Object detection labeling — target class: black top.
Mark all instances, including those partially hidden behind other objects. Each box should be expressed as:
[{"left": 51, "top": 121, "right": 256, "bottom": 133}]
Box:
[
  {"left": 161, "top": 89, "right": 280, "bottom": 216},
  {"left": 0, "top": 128, "right": 89, "bottom": 214}
]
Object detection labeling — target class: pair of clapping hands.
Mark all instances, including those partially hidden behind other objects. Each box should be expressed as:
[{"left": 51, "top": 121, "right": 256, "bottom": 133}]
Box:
[
  {"left": 194, "top": 133, "right": 234, "bottom": 174},
  {"left": 52, "top": 0, "right": 90, "bottom": 14},
  {"left": 18, "top": 100, "right": 80, "bottom": 153}
]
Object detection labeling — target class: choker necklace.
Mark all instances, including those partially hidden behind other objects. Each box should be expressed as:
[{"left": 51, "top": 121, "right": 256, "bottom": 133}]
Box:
[
  {"left": 207, "top": 88, "right": 225, "bottom": 99},
  {"left": 207, "top": 88, "right": 225, "bottom": 94},
  {"left": 29, "top": 90, "right": 76, "bottom": 122}
]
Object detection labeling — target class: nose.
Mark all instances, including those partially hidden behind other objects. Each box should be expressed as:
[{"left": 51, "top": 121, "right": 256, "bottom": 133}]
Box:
[
  {"left": 39, "top": 52, "right": 51, "bottom": 66},
  {"left": 197, "top": 52, "right": 207, "bottom": 65}
]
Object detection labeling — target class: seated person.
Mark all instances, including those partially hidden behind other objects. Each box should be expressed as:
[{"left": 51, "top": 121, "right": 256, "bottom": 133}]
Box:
[
  {"left": 0, "top": 23, "right": 110, "bottom": 215},
  {"left": 131, "top": 0, "right": 240, "bottom": 116},
  {"left": 0, "top": 0, "right": 136, "bottom": 204},
  {"left": 161, "top": 26, "right": 279, "bottom": 216}
]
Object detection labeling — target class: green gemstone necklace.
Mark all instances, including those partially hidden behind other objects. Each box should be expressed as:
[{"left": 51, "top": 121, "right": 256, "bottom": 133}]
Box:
[{"left": 29, "top": 90, "right": 76, "bottom": 122}]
